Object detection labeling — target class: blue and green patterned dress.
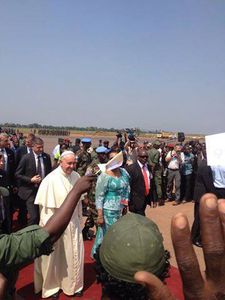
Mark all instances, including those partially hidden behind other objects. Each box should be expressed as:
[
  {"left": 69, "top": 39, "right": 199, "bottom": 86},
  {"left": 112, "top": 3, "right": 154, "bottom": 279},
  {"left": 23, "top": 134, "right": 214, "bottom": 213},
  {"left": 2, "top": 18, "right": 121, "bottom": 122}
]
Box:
[{"left": 91, "top": 168, "right": 130, "bottom": 258}]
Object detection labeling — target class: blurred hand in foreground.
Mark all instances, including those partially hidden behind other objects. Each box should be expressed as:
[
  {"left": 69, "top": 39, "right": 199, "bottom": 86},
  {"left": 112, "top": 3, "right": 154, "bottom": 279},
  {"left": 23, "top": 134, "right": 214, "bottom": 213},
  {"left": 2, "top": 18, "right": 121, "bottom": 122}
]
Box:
[{"left": 135, "top": 193, "right": 225, "bottom": 300}]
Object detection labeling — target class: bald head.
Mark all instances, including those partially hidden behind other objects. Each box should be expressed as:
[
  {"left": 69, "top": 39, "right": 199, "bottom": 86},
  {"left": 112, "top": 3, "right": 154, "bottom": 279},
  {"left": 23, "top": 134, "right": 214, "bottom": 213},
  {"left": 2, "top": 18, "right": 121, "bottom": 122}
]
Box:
[{"left": 137, "top": 148, "right": 148, "bottom": 165}]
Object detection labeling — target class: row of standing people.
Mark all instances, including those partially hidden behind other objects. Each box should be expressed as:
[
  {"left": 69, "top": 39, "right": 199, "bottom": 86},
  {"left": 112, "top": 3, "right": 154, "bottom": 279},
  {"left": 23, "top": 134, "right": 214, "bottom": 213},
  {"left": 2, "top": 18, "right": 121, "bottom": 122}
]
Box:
[
  {"left": 0, "top": 132, "right": 87, "bottom": 299},
  {"left": 0, "top": 132, "right": 52, "bottom": 234},
  {"left": 0, "top": 131, "right": 207, "bottom": 235},
  {"left": 124, "top": 138, "right": 207, "bottom": 206},
  {"left": 0, "top": 131, "right": 207, "bottom": 299},
  {"left": 51, "top": 136, "right": 206, "bottom": 246}
]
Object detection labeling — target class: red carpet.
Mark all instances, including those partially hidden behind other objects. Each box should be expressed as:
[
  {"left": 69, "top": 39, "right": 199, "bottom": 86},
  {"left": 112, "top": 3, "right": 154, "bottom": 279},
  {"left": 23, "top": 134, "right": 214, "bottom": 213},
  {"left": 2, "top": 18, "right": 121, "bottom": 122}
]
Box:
[{"left": 16, "top": 238, "right": 184, "bottom": 300}]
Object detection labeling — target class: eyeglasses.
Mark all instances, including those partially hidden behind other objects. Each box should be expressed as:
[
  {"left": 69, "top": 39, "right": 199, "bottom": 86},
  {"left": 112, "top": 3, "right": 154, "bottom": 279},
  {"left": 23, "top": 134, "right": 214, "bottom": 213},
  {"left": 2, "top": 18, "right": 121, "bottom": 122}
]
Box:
[{"left": 138, "top": 155, "right": 148, "bottom": 158}]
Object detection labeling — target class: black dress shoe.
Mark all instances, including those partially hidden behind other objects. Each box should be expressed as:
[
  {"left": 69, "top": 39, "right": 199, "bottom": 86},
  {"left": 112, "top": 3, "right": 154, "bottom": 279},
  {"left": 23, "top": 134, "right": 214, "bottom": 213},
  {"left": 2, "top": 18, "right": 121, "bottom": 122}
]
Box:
[
  {"left": 85, "top": 233, "right": 92, "bottom": 241},
  {"left": 193, "top": 241, "right": 202, "bottom": 248},
  {"left": 82, "top": 228, "right": 93, "bottom": 240},
  {"left": 74, "top": 290, "right": 83, "bottom": 297}
]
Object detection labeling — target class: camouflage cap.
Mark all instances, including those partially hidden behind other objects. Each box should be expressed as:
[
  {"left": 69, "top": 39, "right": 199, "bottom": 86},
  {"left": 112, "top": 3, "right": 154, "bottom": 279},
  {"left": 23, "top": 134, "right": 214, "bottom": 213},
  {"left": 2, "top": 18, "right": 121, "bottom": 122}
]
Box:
[{"left": 99, "top": 213, "right": 166, "bottom": 283}]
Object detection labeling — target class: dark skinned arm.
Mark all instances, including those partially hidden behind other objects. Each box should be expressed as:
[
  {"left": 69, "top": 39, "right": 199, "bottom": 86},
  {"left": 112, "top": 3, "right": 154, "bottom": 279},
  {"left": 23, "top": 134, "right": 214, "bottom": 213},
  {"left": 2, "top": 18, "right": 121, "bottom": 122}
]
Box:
[{"left": 0, "top": 176, "right": 95, "bottom": 300}]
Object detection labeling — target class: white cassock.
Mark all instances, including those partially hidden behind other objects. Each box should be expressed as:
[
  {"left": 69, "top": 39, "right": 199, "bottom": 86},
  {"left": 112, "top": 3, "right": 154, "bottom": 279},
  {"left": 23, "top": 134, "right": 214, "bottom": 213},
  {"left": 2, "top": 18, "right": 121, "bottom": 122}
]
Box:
[{"left": 34, "top": 166, "right": 84, "bottom": 298}]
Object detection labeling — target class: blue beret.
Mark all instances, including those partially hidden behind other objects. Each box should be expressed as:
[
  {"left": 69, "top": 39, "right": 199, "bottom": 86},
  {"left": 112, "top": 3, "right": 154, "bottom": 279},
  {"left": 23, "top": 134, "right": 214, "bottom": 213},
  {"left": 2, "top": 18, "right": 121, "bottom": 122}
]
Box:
[
  {"left": 96, "top": 146, "right": 109, "bottom": 154},
  {"left": 81, "top": 138, "right": 92, "bottom": 143}
]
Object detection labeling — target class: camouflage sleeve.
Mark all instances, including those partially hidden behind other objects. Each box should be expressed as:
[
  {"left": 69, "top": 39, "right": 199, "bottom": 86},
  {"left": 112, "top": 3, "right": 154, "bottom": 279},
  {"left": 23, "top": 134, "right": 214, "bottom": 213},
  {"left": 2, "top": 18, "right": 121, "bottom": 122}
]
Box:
[{"left": 0, "top": 225, "right": 53, "bottom": 273}]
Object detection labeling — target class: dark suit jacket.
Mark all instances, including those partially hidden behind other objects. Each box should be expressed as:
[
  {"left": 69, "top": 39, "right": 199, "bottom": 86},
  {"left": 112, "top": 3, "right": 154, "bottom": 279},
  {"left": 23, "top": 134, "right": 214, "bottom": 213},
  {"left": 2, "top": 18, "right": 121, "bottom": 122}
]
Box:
[
  {"left": 0, "top": 169, "right": 7, "bottom": 188},
  {"left": 15, "top": 152, "right": 52, "bottom": 201},
  {"left": 126, "top": 162, "right": 151, "bottom": 215},
  {"left": 194, "top": 165, "right": 225, "bottom": 203},
  {"left": 191, "top": 165, "right": 225, "bottom": 243},
  {"left": 4, "top": 148, "right": 16, "bottom": 187},
  {"left": 15, "top": 145, "right": 29, "bottom": 166}
]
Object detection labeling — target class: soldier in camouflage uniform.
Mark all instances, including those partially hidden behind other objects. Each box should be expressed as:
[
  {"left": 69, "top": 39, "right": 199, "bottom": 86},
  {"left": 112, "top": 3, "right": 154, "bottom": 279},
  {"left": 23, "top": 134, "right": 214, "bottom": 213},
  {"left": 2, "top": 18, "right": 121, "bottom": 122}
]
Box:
[
  {"left": 75, "top": 138, "right": 92, "bottom": 176},
  {"left": 75, "top": 138, "right": 93, "bottom": 228},
  {"left": 148, "top": 141, "right": 163, "bottom": 206},
  {"left": 76, "top": 138, "right": 91, "bottom": 176},
  {"left": 82, "top": 146, "right": 109, "bottom": 240}
]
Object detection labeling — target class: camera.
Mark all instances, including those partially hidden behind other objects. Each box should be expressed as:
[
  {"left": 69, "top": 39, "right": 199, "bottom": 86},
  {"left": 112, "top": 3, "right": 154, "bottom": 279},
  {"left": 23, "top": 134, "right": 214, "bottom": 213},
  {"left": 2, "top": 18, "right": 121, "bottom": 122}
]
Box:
[
  {"left": 116, "top": 131, "right": 122, "bottom": 138},
  {"left": 125, "top": 128, "right": 135, "bottom": 141}
]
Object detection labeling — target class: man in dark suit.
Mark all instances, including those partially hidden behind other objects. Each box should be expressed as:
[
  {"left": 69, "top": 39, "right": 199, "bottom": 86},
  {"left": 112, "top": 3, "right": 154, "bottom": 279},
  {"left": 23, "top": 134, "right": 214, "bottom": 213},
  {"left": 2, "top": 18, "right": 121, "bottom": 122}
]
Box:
[
  {"left": 126, "top": 148, "right": 152, "bottom": 216},
  {"left": 0, "top": 133, "right": 16, "bottom": 187},
  {"left": 15, "top": 133, "right": 35, "bottom": 225},
  {"left": 15, "top": 137, "right": 52, "bottom": 225},
  {"left": 15, "top": 133, "right": 35, "bottom": 166},
  {"left": 0, "top": 133, "right": 17, "bottom": 233}
]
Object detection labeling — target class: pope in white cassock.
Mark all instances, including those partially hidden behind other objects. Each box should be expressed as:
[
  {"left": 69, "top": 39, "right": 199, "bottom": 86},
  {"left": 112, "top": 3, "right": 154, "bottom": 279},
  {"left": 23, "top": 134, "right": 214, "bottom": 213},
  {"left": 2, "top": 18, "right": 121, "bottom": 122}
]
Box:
[{"left": 34, "top": 151, "right": 84, "bottom": 298}]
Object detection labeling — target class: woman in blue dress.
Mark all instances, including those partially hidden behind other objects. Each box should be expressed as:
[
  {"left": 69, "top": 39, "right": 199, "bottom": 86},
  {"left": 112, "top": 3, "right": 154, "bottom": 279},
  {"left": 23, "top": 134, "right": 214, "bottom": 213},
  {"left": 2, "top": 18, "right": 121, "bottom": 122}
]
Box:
[{"left": 91, "top": 150, "right": 130, "bottom": 258}]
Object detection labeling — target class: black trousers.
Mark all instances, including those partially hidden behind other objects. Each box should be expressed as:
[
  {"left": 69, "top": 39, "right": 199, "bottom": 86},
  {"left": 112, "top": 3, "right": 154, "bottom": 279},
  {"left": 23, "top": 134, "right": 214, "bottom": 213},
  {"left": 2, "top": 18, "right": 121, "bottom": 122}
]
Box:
[
  {"left": 2, "top": 196, "right": 12, "bottom": 233},
  {"left": 26, "top": 195, "right": 40, "bottom": 225},
  {"left": 181, "top": 174, "right": 193, "bottom": 201},
  {"left": 191, "top": 202, "right": 201, "bottom": 243}
]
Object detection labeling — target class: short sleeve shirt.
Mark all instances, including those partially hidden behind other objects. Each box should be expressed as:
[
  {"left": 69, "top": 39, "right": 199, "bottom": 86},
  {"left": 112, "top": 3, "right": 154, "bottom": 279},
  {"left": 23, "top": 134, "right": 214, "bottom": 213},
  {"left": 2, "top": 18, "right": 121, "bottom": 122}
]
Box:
[{"left": 0, "top": 225, "right": 53, "bottom": 299}]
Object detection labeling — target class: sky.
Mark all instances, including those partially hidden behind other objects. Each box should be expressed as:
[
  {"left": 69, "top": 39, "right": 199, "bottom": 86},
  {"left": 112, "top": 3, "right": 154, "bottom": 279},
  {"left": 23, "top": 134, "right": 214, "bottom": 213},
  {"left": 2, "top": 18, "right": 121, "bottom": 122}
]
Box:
[{"left": 0, "top": 0, "right": 225, "bottom": 134}]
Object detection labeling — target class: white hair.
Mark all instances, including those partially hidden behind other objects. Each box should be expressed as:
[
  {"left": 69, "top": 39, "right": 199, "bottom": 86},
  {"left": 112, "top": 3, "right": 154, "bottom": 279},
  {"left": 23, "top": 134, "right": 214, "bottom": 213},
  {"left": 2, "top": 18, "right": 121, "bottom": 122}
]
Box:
[{"left": 0, "top": 133, "right": 8, "bottom": 140}]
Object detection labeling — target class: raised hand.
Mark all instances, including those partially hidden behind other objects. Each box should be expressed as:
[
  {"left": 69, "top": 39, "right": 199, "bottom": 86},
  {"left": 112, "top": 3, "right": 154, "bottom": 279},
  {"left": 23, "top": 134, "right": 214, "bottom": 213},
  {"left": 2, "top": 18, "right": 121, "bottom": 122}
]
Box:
[{"left": 73, "top": 175, "right": 96, "bottom": 195}]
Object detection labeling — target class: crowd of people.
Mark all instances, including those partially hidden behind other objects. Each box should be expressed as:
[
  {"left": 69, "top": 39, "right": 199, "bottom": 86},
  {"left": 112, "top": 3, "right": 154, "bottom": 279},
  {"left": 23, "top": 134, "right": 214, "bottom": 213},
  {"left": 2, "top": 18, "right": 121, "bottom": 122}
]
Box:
[{"left": 0, "top": 129, "right": 224, "bottom": 300}]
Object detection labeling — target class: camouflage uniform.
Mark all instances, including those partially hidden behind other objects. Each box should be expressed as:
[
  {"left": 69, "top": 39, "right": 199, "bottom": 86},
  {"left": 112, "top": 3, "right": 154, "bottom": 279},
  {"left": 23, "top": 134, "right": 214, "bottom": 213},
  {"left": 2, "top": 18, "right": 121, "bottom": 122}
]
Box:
[
  {"left": 82, "top": 159, "right": 101, "bottom": 240},
  {"left": 87, "top": 160, "right": 101, "bottom": 221},
  {"left": 148, "top": 147, "right": 163, "bottom": 204},
  {"left": 82, "top": 146, "right": 109, "bottom": 240},
  {"left": 76, "top": 149, "right": 92, "bottom": 176}
]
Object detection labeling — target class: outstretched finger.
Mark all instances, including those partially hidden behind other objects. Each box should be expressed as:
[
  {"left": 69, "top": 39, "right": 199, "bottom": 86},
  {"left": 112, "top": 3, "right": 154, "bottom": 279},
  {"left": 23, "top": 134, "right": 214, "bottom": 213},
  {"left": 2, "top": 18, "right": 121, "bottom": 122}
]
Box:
[
  {"left": 134, "top": 271, "right": 175, "bottom": 300},
  {"left": 218, "top": 199, "right": 225, "bottom": 242},
  {"left": 200, "top": 194, "right": 225, "bottom": 284},
  {"left": 171, "top": 213, "right": 205, "bottom": 300}
]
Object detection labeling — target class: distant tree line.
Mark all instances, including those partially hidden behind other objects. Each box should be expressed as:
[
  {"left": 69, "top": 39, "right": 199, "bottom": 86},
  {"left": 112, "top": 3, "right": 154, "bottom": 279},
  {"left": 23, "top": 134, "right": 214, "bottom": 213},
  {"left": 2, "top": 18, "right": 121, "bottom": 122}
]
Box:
[{"left": 0, "top": 122, "right": 161, "bottom": 134}]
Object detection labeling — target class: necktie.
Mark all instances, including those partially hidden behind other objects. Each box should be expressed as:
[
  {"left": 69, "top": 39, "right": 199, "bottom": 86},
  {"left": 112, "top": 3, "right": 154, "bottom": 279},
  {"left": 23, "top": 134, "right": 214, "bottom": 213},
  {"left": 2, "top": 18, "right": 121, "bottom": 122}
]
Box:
[
  {"left": 37, "top": 155, "right": 43, "bottom": 178},
  {"left": 142, "top": 165, "right": 149, "bottom": 196}
]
